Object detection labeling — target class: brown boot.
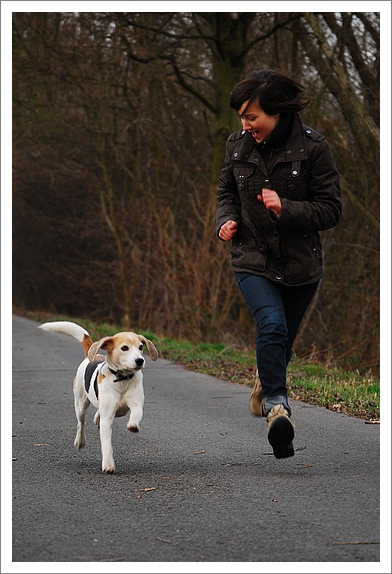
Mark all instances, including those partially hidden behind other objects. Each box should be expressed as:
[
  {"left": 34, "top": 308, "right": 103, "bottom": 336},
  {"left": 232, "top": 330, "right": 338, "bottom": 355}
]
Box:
[
  {"left": 249, "top": 373, "right": 263, "bottom": 416},
  {"left": 267, "top": 405, "right": 295, "bottom": 459}
]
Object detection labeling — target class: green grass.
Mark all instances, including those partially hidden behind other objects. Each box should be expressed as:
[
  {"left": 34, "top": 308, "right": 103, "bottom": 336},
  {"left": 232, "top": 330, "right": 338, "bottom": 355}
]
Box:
[
  {"left": 17, "top": 309, "right": 380, "bottom": 421},
  {"left": 286, "top": 363, "right": 379, "bottom": 420}
]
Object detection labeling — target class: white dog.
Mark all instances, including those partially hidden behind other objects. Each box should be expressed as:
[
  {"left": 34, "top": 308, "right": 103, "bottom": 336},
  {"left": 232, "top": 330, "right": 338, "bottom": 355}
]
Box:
[{"left": 39, "top": 321, "right": 158, "bottom": 474}]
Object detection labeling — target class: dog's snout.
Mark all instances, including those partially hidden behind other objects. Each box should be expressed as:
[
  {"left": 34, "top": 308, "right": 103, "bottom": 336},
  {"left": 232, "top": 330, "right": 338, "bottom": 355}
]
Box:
[{"left": 135, "top": 358, "right": 144, "bottom": 367}]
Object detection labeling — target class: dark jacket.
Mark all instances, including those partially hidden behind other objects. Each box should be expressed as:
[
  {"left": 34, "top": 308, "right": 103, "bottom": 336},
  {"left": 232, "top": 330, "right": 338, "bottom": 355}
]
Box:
[{"left": 216, "top": 113, "right": 342, "bottom": 286}]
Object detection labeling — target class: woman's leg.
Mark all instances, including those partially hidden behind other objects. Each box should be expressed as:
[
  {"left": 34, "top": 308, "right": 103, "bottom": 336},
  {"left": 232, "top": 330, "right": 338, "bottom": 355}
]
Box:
[
  {"left": 236, "top": 273, "right": 319, "bottom": 415},
  {"left": 281, "top": 281, "right": 320, "bottom": 366},
  {"left": 235, "top": 272, "right": 290, "bottom": 415}
]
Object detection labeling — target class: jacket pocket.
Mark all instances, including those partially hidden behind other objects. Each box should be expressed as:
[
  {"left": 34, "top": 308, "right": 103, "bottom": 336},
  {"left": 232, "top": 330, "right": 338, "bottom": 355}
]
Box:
[
  {"left": 277, "top": 165, "right": 308, "bottom": 200},
  {"left": 230, "top": 230, "right": 267, "bottom": 273},
  {"left": 233, "top": 164, "right": 257, "bottom": 193},
  {"left": 283, "top": 231, "right": 323, "bottom": 283}
]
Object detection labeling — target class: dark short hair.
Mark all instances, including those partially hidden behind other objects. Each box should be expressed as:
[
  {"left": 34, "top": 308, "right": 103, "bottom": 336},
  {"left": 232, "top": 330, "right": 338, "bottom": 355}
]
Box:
[{"left": 229, "top": 70, "right": 312, "bottom": 115}]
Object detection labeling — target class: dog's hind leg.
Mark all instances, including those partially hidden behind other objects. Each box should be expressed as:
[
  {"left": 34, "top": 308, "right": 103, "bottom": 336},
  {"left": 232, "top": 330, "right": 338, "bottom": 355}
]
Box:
[
  {"left": 94, "top": 411, "right": 100, "bottom": 429},
  {"left": 73, "top": 386, "right": 90, "bottom": 450}
]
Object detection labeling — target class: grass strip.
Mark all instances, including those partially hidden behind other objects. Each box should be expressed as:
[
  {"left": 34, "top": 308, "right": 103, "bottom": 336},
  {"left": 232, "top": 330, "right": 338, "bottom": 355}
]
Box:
[{"left": 16, "top": 309, "right": 379, "bottom": 421}]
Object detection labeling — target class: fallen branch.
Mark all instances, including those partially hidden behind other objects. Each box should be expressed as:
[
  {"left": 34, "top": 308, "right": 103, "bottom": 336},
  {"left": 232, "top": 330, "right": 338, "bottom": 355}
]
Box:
[{"left": 157, "top": 537, "right": 172, "bottom": 544}]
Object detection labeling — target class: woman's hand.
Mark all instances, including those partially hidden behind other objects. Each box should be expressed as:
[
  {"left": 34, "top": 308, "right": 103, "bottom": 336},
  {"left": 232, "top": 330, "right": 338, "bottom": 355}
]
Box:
[
  {"left": 257, "top": 188, "right": 282, "bottom": 216},
  {"left": 218, "top": 220, "right": 238, "bottom": 241}
]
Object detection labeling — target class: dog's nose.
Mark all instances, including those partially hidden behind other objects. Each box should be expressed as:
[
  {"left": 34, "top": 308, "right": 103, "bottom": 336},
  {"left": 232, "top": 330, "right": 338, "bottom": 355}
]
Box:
[{"left": 135, "top": 358, "right": 144, "bottom": 367}]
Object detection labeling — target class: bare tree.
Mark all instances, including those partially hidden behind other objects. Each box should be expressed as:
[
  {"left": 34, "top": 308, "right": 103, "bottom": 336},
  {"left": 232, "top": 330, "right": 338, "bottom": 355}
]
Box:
[{"left": 12, "top": 11, "right": 380, "bottom": 370}]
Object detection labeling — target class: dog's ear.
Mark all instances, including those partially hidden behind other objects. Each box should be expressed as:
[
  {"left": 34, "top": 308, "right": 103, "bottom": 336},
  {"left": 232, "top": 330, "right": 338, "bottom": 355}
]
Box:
[
  {"left": 88, "top": 337, "right": 114, "bottom": 362},
  {"left": 140, "top": 337, "right": 159, "bottom": 361}
]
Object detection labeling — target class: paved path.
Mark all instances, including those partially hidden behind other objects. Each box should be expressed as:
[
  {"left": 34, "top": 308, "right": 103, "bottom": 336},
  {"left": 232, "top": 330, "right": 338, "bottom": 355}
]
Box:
[{"left": 8, "top": 315, "right": 385, "bottom": 570}]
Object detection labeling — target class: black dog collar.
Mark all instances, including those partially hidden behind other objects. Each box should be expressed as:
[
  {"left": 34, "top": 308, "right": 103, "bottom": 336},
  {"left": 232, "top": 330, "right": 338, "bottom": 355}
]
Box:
[{"left": 108, "top": 367, "right": 134, "bottom": 383}]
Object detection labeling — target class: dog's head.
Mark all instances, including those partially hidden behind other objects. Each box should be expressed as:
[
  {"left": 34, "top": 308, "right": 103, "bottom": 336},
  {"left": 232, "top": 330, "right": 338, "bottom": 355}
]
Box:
[{"left": 87, "top": 332, "right": 158, "bottom": 371}]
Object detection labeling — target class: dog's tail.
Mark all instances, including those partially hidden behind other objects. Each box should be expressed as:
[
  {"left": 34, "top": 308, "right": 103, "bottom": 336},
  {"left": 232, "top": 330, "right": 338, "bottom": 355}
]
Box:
[{"left": 39, "top": 321, "right": 93, "bottom": 357}]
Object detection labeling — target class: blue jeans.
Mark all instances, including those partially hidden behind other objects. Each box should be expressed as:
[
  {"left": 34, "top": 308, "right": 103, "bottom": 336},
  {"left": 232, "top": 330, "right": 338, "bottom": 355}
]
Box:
[{"left": 235, "top": 272, "right": 319, "bottom": 416}]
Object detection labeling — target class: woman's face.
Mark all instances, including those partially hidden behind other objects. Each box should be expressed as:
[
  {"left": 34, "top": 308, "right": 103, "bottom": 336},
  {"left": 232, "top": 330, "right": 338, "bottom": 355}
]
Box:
[{"left": 238, "top": 100, "right": 280, "bottom": 143}]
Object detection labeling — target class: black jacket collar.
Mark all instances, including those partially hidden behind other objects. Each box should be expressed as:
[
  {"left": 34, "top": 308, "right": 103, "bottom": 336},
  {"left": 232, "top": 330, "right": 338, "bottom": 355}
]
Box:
[{"left": 231, "top": 113, "right": 308, "bottom": 164}]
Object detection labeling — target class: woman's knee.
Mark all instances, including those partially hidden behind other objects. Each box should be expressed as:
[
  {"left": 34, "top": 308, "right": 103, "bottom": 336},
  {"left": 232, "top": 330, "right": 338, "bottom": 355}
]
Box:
[{"left": 255, "top": 313, "right": 287, "bottom": 341}]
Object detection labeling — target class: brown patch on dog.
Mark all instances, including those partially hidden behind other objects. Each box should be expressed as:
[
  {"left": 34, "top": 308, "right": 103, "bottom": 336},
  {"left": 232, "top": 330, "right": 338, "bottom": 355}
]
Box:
[
  {"left": 87, "top": 336, "right": 114, "bottom": 362},
  {"left": 100, "top": 338, "right": 115, "bottom": 353},
  {"left": 97, "top": 373, "right": 106, "bottom": 385},
  {"left": 140, "top": 336, "right": 159, "bottom": 361},
  {"left": 81, "top": 334, "right": 93, "bottom": 357},
  {"left": 87, "top": 332, "right": 158, "bottom": 363}
]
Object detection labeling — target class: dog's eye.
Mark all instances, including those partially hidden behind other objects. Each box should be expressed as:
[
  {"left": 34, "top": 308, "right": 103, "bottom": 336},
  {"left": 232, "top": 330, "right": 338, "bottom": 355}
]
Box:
[
  {"left": 121, "top": 345, "right": 129, "bottom": 351},
  {"left": 139, "top": 344, "right": 143, "bottom": 351}
]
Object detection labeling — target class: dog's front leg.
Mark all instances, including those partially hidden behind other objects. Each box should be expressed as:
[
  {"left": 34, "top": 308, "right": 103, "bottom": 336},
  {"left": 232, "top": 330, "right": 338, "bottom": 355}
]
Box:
[
  {"left": 99, "top": 411, "right": 116, "bottom": 474},
  {"left": 126, "top": 392, "right": 144, "bottom": 432}
]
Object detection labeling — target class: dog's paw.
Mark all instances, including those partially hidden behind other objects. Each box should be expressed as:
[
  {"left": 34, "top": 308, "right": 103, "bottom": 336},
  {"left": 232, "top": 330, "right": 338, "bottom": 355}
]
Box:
[
  {"left": 74, "top": 437, "right": 86, "bottom": 450},
  {"left": 127, "top": 424, "right": 140, "bottom": 433},
  {"left": 102, "top": 463, "right": 115, "bottom": 474}
]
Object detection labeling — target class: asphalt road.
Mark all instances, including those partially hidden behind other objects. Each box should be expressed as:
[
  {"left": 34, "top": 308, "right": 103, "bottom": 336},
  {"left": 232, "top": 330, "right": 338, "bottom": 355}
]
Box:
[{"left": 9, "top": 315, "right": 385, "bottom": 570}]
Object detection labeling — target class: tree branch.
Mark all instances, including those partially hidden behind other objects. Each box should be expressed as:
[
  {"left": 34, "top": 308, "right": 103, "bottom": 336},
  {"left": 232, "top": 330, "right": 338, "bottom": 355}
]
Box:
[
  {"left": 302, "top": 13, "right": 379, "bottom": 147},
  {"left": 172, "top": 61, "right": 218, "bottom": 113}
]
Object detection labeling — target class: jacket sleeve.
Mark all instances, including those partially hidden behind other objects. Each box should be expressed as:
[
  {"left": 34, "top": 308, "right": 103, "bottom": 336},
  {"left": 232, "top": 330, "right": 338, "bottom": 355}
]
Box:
[
  {"left": 215, "top": 142, "right": 242, "bottom": 237},
  {"left": 277, "top": 138, "right": 342, "bottom": 231}
]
